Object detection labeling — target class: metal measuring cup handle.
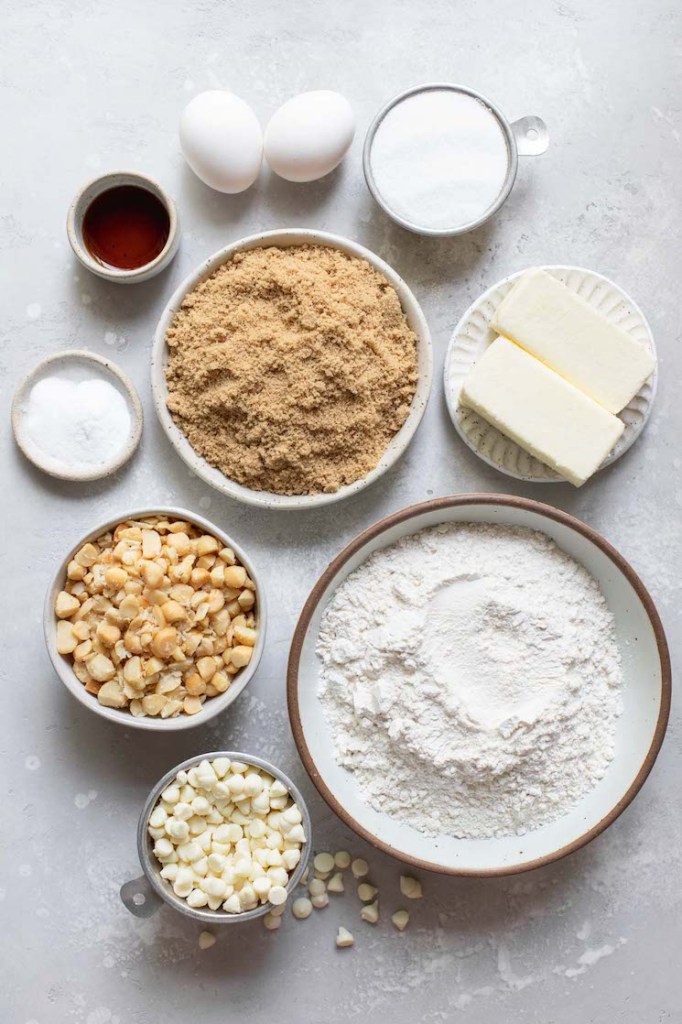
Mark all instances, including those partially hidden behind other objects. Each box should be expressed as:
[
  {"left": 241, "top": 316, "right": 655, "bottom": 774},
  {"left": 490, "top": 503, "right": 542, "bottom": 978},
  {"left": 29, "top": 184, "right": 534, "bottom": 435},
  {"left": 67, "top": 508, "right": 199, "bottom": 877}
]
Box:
[
  {"left": 120, "top": 874, "right": 164, "bottom": 919},
  {"left": 510, "top": 115, "right": 549, "bottom": 156}
]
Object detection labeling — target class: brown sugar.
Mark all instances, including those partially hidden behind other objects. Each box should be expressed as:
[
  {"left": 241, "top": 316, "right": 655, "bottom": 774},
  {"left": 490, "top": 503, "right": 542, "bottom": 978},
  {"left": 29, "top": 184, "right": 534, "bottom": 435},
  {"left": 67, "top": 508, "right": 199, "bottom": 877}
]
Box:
[{"left": 165, "top": 245, "right": 419, "bottom": 495}]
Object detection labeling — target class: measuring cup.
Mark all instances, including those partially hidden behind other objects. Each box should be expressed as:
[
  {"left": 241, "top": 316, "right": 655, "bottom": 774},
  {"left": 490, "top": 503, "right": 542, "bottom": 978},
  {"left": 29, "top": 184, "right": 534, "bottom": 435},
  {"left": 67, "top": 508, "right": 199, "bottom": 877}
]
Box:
[
  {"left": 120, "top": 751, "right": 312, "bottom": 925},
  {"left": 363, "top": 83, "right": 549, "bottom": 237}
]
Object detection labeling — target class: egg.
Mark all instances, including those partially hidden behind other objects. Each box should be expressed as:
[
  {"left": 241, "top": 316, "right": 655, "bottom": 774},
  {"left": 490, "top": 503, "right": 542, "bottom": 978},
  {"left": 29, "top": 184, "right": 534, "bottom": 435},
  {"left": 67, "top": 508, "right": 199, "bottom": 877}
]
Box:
[
  {"left": 264, "top": 91, "right": 355, "bottom": 183},
  {"left": 179, "top": 91, "right": 262, "bottom": 194}
]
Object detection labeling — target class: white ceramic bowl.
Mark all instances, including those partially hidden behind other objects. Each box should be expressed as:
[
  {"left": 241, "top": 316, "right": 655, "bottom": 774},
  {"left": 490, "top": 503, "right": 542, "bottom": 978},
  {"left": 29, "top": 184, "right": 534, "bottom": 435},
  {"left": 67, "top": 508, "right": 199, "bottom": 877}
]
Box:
[
  {"left": 151, "top": 229, "right": 433, "bottom": 510},
  {"left": 444, "top": 266, "right": 657, "bottom": 483},
  {"left": 12, "top": 350, "right": 143, "bottom": 481},
  {"left": 44, "top": 506, "right": 266, "bottom": 731},
  {"left": 288, "top": 495, "right": 670, "bottom": 876}
]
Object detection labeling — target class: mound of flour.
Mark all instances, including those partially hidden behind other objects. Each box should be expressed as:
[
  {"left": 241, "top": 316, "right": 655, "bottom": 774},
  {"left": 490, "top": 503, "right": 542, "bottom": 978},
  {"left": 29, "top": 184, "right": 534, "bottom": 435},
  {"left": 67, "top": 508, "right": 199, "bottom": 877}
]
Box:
[{"left": 317, "top": 523, "right": 623, "bottom": 839}]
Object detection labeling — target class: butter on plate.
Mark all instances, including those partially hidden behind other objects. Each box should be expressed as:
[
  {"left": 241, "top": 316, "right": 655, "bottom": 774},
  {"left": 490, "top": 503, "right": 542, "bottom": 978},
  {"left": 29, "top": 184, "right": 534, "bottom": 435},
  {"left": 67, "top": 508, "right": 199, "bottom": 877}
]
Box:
[
  {"left": 460, "top": 337, "right": 625, "bottom": 487},
  {"left": 492, "top": 269, "right": 656, "bottom": 414}
]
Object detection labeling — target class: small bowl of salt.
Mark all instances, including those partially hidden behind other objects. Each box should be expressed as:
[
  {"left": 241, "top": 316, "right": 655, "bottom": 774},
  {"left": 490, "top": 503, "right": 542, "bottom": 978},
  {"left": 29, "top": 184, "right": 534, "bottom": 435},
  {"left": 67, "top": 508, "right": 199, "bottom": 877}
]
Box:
[{"left": 12, "top": 350, "right": 143, "bottom": 481}]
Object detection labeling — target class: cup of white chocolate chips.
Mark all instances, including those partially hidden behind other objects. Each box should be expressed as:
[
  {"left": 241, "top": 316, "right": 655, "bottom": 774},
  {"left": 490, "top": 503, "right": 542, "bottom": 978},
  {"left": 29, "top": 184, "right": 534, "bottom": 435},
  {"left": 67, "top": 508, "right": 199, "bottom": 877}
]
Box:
[{"left": 120, "top": 752, "right": 311, "bottom": 923}]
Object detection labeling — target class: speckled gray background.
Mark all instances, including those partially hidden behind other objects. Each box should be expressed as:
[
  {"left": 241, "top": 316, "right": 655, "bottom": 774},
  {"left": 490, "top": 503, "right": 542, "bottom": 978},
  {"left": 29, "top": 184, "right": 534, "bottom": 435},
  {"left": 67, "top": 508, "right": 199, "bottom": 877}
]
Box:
[{"left": 3, "top": 1, "right": 680, "bottom": 1021}]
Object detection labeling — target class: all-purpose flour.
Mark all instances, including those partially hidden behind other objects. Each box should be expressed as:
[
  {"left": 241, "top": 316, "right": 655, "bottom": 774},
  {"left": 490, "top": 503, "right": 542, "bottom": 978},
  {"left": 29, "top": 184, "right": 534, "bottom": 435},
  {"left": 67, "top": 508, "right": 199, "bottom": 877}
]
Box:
[{"left": 317, "top": 523, "right": 623, "bottom": 839}]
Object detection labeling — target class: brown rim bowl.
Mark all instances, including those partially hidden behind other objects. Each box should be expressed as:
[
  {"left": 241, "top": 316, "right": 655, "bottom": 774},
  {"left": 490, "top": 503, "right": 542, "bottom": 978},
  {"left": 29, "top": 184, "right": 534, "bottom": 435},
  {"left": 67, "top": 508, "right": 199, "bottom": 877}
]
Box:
[{"left": 287, "top": 494, "right": 671, "bottom": 876}]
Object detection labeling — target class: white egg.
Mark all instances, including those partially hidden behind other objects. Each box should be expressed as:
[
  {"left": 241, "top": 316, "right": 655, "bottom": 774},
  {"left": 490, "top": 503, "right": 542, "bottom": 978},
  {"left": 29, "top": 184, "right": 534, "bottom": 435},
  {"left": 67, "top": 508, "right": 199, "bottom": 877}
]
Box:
[
  {"left": 264, "top": 91, "right": 355, "bottom": 183},
  {"left": 179, "top": 90, "right": 262, "bottom": 194}
]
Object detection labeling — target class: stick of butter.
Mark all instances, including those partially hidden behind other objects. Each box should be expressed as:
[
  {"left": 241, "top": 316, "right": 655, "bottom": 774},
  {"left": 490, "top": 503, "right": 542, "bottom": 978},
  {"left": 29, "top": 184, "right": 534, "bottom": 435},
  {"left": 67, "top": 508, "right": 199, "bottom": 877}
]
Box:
[
  {"left": 460, "top": 337, "right": 625, "bottom": 486},
  {"left": 492, "top": 269, "right": 656, "bottom": 413}
]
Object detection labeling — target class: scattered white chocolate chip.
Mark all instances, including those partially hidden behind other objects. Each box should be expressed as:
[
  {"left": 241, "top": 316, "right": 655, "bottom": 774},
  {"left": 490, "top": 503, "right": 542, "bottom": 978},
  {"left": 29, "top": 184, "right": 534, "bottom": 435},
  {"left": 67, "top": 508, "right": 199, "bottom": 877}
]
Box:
[
  {"left": 308, "top": 878, "right": 326, "bottom": 897},
  {"left": 292, "top": 897, "right": 313, "bottom": 920},
  {"left": 399, "top": 875, "right": 423, "bottom": 899},
  {"left": 268, "top": 902, "right": 286, "bottom": 918},
  {"left": 351, "top": 858, "right": 369, "bottom": 879},
  {"left": 313, "top": 852, "right": 335, "bottom": 875},
  {"left": 360, "top": 900, "right": 379, "bottom": 924},
  {"left": 357, "top": 882, "right": 378, "bottom": 902},
  {"left": 336, "top": 926, "right": 354, "bottom": 948},
  {"left": 311, "top": 892, "right": 329, "bottom": 909},
  {"left": 334, "top": 850, "right": 351, "bottom": 869},
  {"left": 198, "top": 930, "right": 216, "bottom": 949},
  {"left": 392, "top": 909, "right": 410, "bottom": 931},
  {"left": 263, "top": 912, "right": 281, "bottom": 930},
  {"left": 327, "top": 872, "right": 345, "bottom": 894}
]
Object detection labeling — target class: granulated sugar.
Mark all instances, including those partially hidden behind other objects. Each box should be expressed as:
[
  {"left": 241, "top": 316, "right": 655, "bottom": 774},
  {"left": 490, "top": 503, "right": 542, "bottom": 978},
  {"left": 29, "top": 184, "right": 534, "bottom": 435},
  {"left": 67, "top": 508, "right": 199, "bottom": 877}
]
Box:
[
  {"left": 317, "top": 523, "right": 623, "bottom": 839},
  {"left": 369, "top": 89, "right": 510, "bottom": 231}
]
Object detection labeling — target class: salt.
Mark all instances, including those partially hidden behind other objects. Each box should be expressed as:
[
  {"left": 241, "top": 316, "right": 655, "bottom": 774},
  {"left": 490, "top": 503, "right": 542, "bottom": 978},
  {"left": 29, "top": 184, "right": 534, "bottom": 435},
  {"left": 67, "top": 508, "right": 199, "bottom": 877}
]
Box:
[
  {"left": 369, "top": 89, "right": 510, "bottom": 231},
  {"left": 24, "top": 375, "right": 131, "bottom": 471}
]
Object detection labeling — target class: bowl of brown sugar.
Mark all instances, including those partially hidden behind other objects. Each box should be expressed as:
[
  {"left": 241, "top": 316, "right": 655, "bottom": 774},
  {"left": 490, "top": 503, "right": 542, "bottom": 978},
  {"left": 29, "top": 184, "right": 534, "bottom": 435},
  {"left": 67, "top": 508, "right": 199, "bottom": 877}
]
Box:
[{"left": 151, "top": 229, "right": 433, "bottom": 509}]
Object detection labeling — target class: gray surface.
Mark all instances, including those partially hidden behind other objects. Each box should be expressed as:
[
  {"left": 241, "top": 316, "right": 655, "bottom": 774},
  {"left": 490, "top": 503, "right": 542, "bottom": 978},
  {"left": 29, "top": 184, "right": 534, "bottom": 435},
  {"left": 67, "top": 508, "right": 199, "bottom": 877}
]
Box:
[{"left": 2, "top": 1, "right": 679, "bottom": 1021}]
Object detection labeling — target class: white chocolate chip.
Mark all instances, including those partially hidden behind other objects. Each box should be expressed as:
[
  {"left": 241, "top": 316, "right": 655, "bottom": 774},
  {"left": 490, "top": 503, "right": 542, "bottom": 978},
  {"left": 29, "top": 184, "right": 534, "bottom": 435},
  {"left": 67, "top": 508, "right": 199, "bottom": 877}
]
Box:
[
  {"left": 336, "top": 926, "right": 354, "bottom": 948},
  {"left": 212, "top": 758, "right": 231, "bottom": 778},
  {"left": 351, "top": 858, "right": 369, "bottom": 879},
  {"left": 281, "top": 848, "right": 301, "bottom": 871},
  {"left": 292, "top": 897, "right": 313, "bottom": 920},
  {"left": 198, "top": 930, "right": 216, "bottom": 949},
  {"left": 327, "top": 872, "right": 345, "bottom": 894},
  {"left": 223, "top": 894, "right": 241, "bottom": 914},
  {"left": 311, "top": 892, "right": 329, "bottom": 909},
  {"left": 361, "top": 900, "right": 379, "bottom": 924},
  {"left": 263, "top": 912, "right": 281, "bottom": 930},
  {"left": 334, "top": 850, "right": 351, "bottom": 869},
  {"left": 187, "top": 888, "right": 209, "bottom": 909},
  {"left": 313, "top": 852, "right": 335, "bottom": 875},
  {"left": 392, "top": 909, "right": 410, "bottom": 931},
  {"left": 268, "top": 885, "right": 288, "bottom": 906},
  {"left": 357, "top": 883, "right": 378, "bottom": 902},
  {"left": 308, "top": 878, "right": 326, "bottom": 897},
  {"left": 399, "top": 875, "right": 423, "bottom": 899}
]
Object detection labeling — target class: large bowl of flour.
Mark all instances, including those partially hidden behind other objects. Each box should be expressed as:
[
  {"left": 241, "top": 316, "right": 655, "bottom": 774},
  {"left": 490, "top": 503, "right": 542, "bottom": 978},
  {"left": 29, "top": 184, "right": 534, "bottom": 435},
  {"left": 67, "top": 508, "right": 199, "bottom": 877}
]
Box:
[{"left": 287, "top": 495, "right": 670, "bottom": 875}]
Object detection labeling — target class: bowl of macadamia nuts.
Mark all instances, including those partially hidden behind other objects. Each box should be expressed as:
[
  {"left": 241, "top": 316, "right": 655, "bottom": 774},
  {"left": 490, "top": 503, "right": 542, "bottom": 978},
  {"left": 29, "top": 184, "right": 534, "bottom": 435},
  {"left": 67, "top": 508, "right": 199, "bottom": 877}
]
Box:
[{"left": 44, "top": 507, "right": 265, "bottom": 730}]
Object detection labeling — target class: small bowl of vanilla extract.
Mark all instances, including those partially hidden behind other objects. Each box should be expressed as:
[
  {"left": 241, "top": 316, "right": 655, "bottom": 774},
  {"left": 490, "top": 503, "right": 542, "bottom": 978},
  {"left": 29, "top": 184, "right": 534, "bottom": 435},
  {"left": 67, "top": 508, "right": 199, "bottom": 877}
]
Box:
[{"left": 67, "top": 171, "right": 180, "bottom": 283}]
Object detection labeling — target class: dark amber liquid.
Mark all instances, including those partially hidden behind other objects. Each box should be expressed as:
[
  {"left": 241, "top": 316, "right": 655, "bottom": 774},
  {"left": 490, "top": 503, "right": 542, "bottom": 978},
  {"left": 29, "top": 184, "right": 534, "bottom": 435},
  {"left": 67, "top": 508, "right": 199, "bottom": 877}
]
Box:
[{"left": 82, "top": 185, "right": 170, "bottom": 270}]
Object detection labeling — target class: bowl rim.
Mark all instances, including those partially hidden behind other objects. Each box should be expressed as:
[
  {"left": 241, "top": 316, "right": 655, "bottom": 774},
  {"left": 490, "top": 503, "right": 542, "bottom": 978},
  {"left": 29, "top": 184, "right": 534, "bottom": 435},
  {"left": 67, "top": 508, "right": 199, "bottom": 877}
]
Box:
[
  {"left": 443, "top": 265, "right": 659, "bottom": 483},
  {"left": 66, "top": 170, "right": 180, "bottom": 282},
  {"left": 11, "top": 349, "right": 144, "bottom": 481},
  {"left": 150, "top": 228, "right": 433, "bottom": 510},
  {"left": 362, "top": 82, "right": 518, "bottom": 237},
  {"left": 287, "top": 492, "right": 671, "bottom": 876},
  {"left": 135, "top": 750, "right": 312, "bottom": 924},
  {"left": 44, "top": 505, "right": 266, "bottom": 731}
]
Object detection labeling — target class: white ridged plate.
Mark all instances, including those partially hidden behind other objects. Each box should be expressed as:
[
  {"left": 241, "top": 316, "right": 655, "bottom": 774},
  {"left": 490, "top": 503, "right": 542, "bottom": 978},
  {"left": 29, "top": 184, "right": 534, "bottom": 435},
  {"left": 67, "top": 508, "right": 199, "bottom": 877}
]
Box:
[{"left": 444, "top": 266, "right": 657, "bottom": 483}]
